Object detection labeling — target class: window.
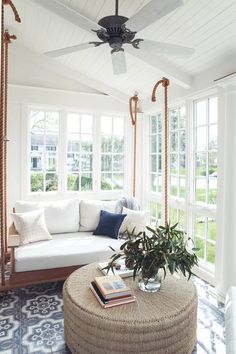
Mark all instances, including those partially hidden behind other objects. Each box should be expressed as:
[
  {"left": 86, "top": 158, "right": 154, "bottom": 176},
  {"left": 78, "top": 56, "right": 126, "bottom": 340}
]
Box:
[
  {"left": 194, "top": 97, "right": 217, "bottom": 204},
  {"left": 67, "top": 113, "right": 93, "bottom": 192},
  {"left": 169, "top": 207, "right": 185, "bottom": 229},
  {"left": 28, "top": 108, "right": 127, "bottom": 195},
  {"left": 30, "top": 110, "right": 59, "bottom": 192},
  {"left": 101, "top": 116, "right": 125, "bottom": 191},
  {"left": 169, "top": 107, "right": 186, "bottom": 199},
  {"left": 192, "top": 96, "right": 218, "bottom": 269},
  {"left": 150, "top": 201, "right": 162, "bottom": 227},
  {"left": 150, "top": 114, "right": 162, "bottom": 193}
]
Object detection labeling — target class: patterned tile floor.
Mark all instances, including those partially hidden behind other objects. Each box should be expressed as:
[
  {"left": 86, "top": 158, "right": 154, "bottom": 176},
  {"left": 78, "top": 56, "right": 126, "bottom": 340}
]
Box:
[{"left": 0, "top": 275, "right": 225, "bottom": 354}]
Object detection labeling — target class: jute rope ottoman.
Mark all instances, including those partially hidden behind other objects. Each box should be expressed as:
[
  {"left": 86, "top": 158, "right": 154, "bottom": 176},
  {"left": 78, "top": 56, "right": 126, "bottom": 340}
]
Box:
[{"left": 63, "top": 263, "right": 198, "bottom": 354}]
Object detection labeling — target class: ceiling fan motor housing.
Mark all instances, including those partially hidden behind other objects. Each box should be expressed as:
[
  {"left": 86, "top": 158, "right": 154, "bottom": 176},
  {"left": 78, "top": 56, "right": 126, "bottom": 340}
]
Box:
[{"left": 97, "top": 15, "right": 136, "bottom": 51}]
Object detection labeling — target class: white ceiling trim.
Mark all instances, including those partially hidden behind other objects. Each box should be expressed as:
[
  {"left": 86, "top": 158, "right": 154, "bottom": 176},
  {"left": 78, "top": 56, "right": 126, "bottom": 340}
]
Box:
[
  {"left": 31, "top": 0, "right": 192, "bottom": 89},
  {"left": 10, "top": 43, "right": 129, "bottom": 104}
]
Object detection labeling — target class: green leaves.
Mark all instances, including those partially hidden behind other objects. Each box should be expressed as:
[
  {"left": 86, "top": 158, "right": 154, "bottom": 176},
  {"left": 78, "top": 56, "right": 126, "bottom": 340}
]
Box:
[{"left": 107, "top": 223, "right": 199, "bottom": 282}]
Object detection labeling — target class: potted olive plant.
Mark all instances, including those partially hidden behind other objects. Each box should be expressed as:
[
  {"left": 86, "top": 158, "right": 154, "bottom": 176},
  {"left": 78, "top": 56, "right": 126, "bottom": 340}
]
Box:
[{"left": 105, "top": 223, "right": 199, "bottom": 293}]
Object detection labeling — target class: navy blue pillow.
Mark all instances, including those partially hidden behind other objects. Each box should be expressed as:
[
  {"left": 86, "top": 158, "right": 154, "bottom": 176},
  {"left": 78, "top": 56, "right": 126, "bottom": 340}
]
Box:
[{"left": 93, "top": 210, "right": 127, "bottom": 239}]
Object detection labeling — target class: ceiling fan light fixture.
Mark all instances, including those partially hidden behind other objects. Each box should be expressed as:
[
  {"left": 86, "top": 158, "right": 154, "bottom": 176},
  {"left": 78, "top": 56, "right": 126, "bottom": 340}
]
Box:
[{"left": 111, "top": 49, "right": 127, "bottom": 75}]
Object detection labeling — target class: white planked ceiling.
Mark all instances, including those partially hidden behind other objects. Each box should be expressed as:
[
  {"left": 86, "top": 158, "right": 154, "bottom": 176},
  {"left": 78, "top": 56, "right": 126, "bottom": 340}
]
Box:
[{"left": 4, "top": 0, "right": 236, "bottom": 100}]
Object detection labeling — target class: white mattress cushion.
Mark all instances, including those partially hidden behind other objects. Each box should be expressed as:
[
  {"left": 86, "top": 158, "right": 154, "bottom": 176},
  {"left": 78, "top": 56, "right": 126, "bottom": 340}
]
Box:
[
  {"left": 15, "top": 199, "right": 80, "bottom": 234},
  {"left": 79, "top": 200, "right": 117, "bottom": 231},
  {"left": 14, "top": 232, "right": 123, "bottom": 272},
  {"left": 120, "top": 207, "right": 150, "bottom": 235},
  {"left": 11, "top": 209, "right": 51, "bottom": 245}
]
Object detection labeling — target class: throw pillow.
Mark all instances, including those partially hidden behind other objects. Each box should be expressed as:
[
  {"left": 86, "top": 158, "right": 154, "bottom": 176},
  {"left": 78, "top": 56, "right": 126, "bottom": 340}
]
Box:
[
  {"left": 11, "top": 209, "right": 52, "bottom": 245},
  {"left": 119, "top": 207, "right": 150, "bottom": 235},
  {"left": 79, "top": 200, "right": 117, "bottom": 231},
  {"left": 93, "top": 210, "right": 127, "bottom": 239}
]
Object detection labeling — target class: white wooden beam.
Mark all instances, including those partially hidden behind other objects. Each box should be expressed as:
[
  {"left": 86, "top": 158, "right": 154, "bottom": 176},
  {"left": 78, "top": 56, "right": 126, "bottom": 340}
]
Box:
[
  {"left": 10, "top": 43, "right": 129, "bottom": 104},
  {"left": 31, "top": 0, "right": 192, "bottom": 89}
]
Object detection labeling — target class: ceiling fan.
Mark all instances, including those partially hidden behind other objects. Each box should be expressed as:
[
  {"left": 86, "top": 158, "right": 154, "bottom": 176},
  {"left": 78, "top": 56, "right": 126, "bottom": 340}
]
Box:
[{"left": 45, "top": 0, "right": 194, "bottom": 75}]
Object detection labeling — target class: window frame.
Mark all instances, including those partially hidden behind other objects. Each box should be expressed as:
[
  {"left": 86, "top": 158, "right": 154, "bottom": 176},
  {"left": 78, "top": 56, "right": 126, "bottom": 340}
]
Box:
[{"left": 23, "top": 105, "right": 129, "bottom": 198}]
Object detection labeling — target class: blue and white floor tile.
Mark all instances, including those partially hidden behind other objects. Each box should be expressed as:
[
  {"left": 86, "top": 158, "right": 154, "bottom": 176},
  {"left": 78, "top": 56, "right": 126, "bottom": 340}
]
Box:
[{"left": 0, "top": 275, "right": 225, "bottom": 354}]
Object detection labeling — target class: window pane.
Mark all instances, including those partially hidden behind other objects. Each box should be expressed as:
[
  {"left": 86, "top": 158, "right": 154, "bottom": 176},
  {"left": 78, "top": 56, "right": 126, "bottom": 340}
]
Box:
[
  {"left": 67, "top": 174, "right": 79, "bottom": 191},
  {"left": 208, "top": 219, "right": 216, "bottom": 241},
  {"left": 101, "top": 155, "right": 112, "bottom": 172},
  {"left": 113, "top": 174, "right": 124, "bottom": 190},
  {"left": 151, "top": 135, "right": 157, "bottom": 153},
  {"left": 101, "top": 116, "right": 112, "bottom": 134},
  {"left": 81, "top": 134, "right": 93, "bottom": 152},
  {"left": 170, "top": 208, "right": 178, "bottom": 224},
  {"left": 209, "top": 151, "right": 217, "bottom": 176},
  {"left": 180, "top": 107, "right": 186, "bottom": 128},
  {"left": 81, "top": 154, "right": 92, "bottom": 171},
  {"left": 195, "top": 178, "right": 207, "bottom": 203},
  {"left": 209, "top": 125, "right": 217, "bottom": 149},
  {"left": 208, "top": 178, "right": 217, "bottom": 204},
  {"left": 151, "top": 174, "right": 157, "bottom": 192},
  {"left": 196, "top": 238, "right": 205, "bottom": 259},
  {"left": 67, "top": 113, "right": 80, "bottom": 133},
  {"left": 170, "top": 110, "right": 178, "bottom": 130},
  {"left": 30, "top": 111, "right": 45, "bottom": 133},
  {"left": 68, "top": 134, "right": 80, "bottom": 152},
  {"left": 113, "top": 155, "right": 123, "bottom": 172},
  {"left": 113, "top": 137, "right": 124, "bottom": 153},
  {"left": 158, "top": 174, "right": 162, "bottom": 193},
  {"left": 45, "top": 173, "right": 58, "bottom": 192},
  {"left": 195, "top": 153, "right": 206, "bottom": 176},
  {"left": 179, "top": 178, "right": 186, "bottom": 198},
  {"left": 170, "top": 132, "right": 178, "bottom": 152},
  {"left": 101, "top": 173, "right": 112, "bottom": 190},
  {"left": 101, "top": 136, "right": 112, "bottom": 153},
  {"left": 196, "top": 127, "right": 207, "bottom": 151},
  {"left": 113, "top": 117, "right": 124, "bottom": 135},
  {"left": 151, "top": 155, "right": 157, "bottom": 173},
  {"left": 171, "top": 154, "right": 178, "bottom": 174},
  {"left": 81, "top": 173, "right": 92, "bottom": 191},
  {"left": 45, "top": 112, "right": 59, "bottom": 132},
  {"left": 195, "top": 216, "right": 205, "bottom": 237},
  {"left": 179, "top": 131, "right": 186, "bottom": 152},
  {"left": 207, "top": 242, "right": 215, "bottom": 264},
  {"left": 170, "top": 176, "right": 178, "bottom": 196},
  {"left": 196, "top": 100, "right": 207, "bottom": 125},
  {"left": 179, "top": 210, "right": 185, "bottom": 229},
  {"left": 150, "top": 116, "right": 157, "bottom": 134},
  {"left": 67, "top": 153, "right": 80, "bottom": 172},
  {"left": 31, "top": 151, "right": 43, "bottom": 172},
  {"left": 157, "top": 115, "right": 162, "bottom": 132},
  {"left": 31, "top": 173, "right": 44, "bottom": 192},
  {"left": 158, "top": 134, "right": 162, "bottom": 153},
  {"left": 209, "top": 97, "right": 217, "bottom": 124},
  {"left": 81, "top": 115, "right": 93, "bottom": 134},
  {"left": 179, "top": 154, "right": 186, "bottom": 175}
]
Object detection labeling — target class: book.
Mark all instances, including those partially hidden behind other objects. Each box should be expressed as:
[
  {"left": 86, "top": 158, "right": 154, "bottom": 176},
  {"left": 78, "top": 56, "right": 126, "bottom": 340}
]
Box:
[
  {"left": 91, "top": 281, "right": 133, "bottom": 303},
  {"left": 98, "top": 261, "right": 133, "bottom": 278},
  {"left": 90, "top": 282, "right": 136, "bottom": 309},
  {"left": 94, "top": 275, "right": 131, "bottom": 300}
]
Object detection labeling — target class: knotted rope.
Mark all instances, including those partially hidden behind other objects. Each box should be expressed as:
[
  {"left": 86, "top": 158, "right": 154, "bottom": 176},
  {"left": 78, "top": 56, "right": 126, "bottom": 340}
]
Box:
[
  {"left": 129, "top": 94, "right": 139, "bottom": 197},
  {"left": 152, "top": 77, "right": 170, "bottom": 227}
]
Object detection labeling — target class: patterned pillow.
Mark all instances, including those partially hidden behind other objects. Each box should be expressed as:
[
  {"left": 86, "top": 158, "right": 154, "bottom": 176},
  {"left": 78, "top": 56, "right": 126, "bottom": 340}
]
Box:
[{"left": 11, "top": 209, "right": 52, "bottom": 245}]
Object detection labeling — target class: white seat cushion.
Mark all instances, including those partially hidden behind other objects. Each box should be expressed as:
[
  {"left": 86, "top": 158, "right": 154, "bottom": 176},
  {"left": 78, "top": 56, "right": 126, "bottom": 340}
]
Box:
[
  {"left": 15, "top": 199, "right": 80, "bottom": 234},
  {"left": 79, "top": 200, "right": 117, "bottom": 231},
  {"left": 14, "top": 232, "right": 123, "bottom": 272},
  {"left": 225, "top": 286, "right": 236, "bottom": 354}
]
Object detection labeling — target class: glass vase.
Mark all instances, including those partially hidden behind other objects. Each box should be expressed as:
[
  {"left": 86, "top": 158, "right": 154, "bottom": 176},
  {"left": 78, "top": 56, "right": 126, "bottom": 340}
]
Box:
[{"left": 138, "top": 272, "right": 162, "bottom": 293}]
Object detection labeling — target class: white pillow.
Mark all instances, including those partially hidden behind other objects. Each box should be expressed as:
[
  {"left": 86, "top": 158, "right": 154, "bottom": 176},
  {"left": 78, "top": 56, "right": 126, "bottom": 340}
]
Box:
[
  {"left": 11, "top": 209, "right": 52, "bottom": 245},
  {"left": 120, "top": 207, "right": 150, "bottom": 235},
  {"left": 15, "top": 199, "right": 80, "bottom": 234},
  {"left": 79, "top": 200, "right": 117, "bottom": 231}
]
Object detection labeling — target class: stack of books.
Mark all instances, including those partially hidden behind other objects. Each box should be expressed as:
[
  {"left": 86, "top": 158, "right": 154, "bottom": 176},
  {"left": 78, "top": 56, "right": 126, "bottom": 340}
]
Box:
[{"left": 90, "top": 275, "right": 136, "bottom": 308}]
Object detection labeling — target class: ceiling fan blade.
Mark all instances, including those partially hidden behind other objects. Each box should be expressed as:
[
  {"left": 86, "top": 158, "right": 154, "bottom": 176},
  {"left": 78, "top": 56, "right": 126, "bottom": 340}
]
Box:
[
  {"left": 139, "top": 40, "right": 195, "bottom": 58},
  {"left": 32, "top": 0, "right": 102, "bottom": 32},
  {"left": 125, "top": 0, "right": 183, "bottom": 32},
  {"left": 45, "top": 43, "right": 96, "bottom": 58},
  {"left": 111, "top": 50, "right": 127, "bottom": 75}
]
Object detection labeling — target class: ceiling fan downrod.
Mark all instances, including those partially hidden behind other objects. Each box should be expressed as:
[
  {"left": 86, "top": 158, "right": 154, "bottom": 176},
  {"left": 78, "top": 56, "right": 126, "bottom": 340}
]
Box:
[{"left": 115, "top": 0, "right": 119, "bottom": 16}]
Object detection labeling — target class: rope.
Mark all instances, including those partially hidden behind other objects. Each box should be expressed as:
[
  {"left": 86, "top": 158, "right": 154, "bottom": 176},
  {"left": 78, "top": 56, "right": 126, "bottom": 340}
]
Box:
[
  {"left": 3, "top": 0, "right": 21, "bottom": 22},
  {"left": 151, "top": 78, "right": 170, "bottom": 227},
  {"left": 129, "top": 94, "right": 138, "bottom": 197},
  {"left": 1, "top": 3, "right": 6, "bottom": 286}
]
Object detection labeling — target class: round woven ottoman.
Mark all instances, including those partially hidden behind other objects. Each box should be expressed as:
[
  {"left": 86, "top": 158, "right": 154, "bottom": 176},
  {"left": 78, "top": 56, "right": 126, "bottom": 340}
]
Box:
[{"left": 63, "top": 263, "right": 197, "bottom": 354}]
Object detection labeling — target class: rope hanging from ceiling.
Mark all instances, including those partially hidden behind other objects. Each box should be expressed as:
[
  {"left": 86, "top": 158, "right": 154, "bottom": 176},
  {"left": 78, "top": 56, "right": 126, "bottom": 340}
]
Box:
[
  {"left": 0, "top": 0, "right": 20, "bottom": 287},
  {"left": 151, "top": 77, "right": 170, "bottom": 227},
  {"left": 129, "top": 93, "right": 139, "bottom": 197}
]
